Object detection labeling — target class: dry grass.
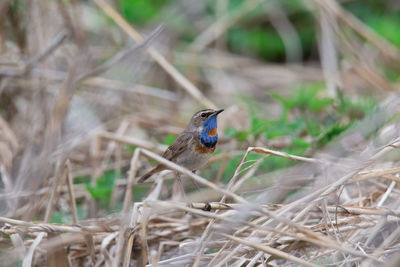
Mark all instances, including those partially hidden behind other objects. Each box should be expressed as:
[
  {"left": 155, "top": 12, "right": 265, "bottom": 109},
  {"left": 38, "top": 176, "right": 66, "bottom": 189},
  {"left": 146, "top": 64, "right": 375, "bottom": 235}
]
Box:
[{"left": 1, "top": 0, "right": 400, "bottom": 266}]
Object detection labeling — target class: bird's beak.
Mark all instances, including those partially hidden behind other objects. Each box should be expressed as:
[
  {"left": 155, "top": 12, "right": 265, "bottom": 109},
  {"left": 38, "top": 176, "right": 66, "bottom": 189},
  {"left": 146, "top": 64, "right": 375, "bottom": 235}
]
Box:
[{"left": 210, "top": 109, "right": 224, "bottom": 117}]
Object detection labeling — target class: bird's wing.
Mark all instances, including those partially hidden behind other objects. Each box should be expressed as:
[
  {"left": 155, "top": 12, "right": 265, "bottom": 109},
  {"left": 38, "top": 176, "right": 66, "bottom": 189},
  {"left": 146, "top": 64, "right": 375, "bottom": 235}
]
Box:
[{"left": 162, "top": 132, "right": 194, "bottom": 161}]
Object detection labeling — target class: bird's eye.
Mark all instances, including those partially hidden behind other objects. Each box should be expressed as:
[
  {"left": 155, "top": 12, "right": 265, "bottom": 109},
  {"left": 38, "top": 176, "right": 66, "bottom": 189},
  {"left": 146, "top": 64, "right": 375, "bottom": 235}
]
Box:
[{"left": 201, "top": 113, "right": 206, "bottom": 118}]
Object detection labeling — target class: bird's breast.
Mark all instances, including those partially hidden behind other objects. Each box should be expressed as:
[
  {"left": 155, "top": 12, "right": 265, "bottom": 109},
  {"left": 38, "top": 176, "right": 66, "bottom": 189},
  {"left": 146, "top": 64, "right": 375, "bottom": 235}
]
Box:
[
  {"left": 174, "top": 144, "right": 214, "bottom": 171},
  {"left": 195, "top": 143, "right": 216, "bottom": 154}
]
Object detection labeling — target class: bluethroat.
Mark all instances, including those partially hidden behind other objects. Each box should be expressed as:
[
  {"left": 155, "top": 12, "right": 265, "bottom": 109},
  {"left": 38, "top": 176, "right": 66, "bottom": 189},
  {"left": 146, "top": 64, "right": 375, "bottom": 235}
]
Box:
[{"left": 138, "top": 109, "right": 224, "bottom": 183}]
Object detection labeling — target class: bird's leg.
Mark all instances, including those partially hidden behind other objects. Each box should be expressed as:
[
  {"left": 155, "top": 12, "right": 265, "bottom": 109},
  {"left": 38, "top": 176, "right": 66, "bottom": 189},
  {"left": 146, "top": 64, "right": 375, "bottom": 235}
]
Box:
[
  {"left": 192, "top": 171, "right": 211, "bottom": 211},
  {"left": 178, "top": 174, "right": 189, "bottom": 203},
  {"left": 172, "top": 172, "right": 188, "bottom": 202},
  {"left": 191, "top": 170, "right": 202, "bottom": 191}
]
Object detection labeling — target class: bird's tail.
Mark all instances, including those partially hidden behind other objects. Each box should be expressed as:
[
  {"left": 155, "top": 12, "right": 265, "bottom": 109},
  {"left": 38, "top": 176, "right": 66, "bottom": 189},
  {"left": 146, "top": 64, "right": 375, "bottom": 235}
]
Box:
[{"left": 138, "top": 165, "right": 165, "bottom": 183}]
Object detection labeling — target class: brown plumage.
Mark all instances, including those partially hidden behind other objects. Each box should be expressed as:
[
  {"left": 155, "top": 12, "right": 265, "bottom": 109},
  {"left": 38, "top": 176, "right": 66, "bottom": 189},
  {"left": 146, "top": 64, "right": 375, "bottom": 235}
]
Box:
[{"left": 138, "top": 109, "right": 224, "bottom": 183}]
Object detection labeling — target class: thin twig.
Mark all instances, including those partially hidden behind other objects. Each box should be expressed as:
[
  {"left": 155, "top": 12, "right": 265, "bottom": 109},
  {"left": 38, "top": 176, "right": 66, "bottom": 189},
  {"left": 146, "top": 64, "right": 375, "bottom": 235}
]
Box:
[
  {"left": 146, "top": 201, "right": 374, "bottom": 261},
  {"left": 0, "top": 31, "right": 68, "bottom": 77},
  {"left": 377, "top": 181, "right": 396, "bottom": 207},
  {"left": 112, "top": 154, "right": 160, "bottom": 267},
  {"left": 139, "top": 149, "right": 247, "bottom": 204},
  {"left": 123, "top": 148, "right": 141, "bottom": 213},
  {"left": 188, "top": 0, "right": 264, "bottom": 52},
  {"left": 98, "top": 131, "right": 166, "bottom": 153},
  {"left": 92, "top": 0, "right": 217, "bottom": 109},
  {"left": 76, "top": 25, "right": 164, "bottom": 82},
  {"left": 0, "top": 217, "right": 117, "bottom": 233},
  {"left": 310, "top": 0, "right": 400, "bottom": 62},
  {"left": 44, "top": 160, "right": 67, "bottom": 223},
  {"left": 188, "top": 202, "right": 400, "bottom": 217},
  {"left": 221, "top": 233, "right": 320, "bottom": 267},
  {"left": 249, "top": 146, "right": 321, "bottom": 163},
  {"left": 22, "top": 232, "right": 46, "bottom": 267},
  {"left": 65, "top": 160, "right": 78, "bottom": 224}
]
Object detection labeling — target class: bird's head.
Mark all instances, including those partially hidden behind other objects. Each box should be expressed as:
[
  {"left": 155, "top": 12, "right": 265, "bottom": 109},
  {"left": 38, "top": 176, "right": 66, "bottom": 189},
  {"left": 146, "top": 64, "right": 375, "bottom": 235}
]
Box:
[{"left": 187, "top": 108, "right": 224, "bottom": 137}]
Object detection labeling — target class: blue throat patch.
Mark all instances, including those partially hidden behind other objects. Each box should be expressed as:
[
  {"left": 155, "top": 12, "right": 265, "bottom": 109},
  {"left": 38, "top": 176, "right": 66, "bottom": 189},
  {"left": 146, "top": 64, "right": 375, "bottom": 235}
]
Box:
[{"left": 199, "top": 115, "right": 218, "bottom": 148}]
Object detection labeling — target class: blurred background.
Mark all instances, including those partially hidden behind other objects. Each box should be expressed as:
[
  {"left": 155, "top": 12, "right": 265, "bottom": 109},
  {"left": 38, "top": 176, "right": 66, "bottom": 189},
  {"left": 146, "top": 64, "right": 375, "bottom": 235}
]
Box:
[{"left": 1, "top": 0, "right": 400, "bottom": 266}]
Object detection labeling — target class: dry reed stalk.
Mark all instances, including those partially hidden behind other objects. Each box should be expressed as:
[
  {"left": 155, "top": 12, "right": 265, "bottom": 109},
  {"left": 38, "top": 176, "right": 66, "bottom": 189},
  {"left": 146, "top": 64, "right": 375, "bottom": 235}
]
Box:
[
  {"left": 188, "top": 202, "right": 400, "bottom": 216},
  {"left": 98, "top": 131, "right": 167, "bottom": 153},
  {"left": 188, "top": 0, "right": 264, "bottom": 52},
  {"left": 205, "top": 143, "right": 398, "bottom": 264},
  {"left": 139, "top": 149, "right": 247, "bottom": 204},
  {"left": 193, "top": 146, "right": 269, "bottom": 265},
  {"left": 146, "top": 200, "right": 372, "bottom": 257},
  {"left": 76, "top": 25, "right": 164, "bottom": 83},
  {"left": 0, "top": 31, "right": 67, "bottom": 77},
  {"left": 30, "top": 69, "right": 180, "bottom": 102},
  {"left": 100, "top": 232, "right": 118, "bottom": 266},
  {"left": 111, "top": 148, "right": 141, "bottom": 267},
  {"left": 65, "top": 160, "right": 78, "bottom": 224},
  {"left": 22, "top": 232, "right": 45, "bottom": 267},
  {"left": 309, "top": 0, "right": 400, "bottom": 62},
  {"left": 222, "top": 233, "right": 320, "bottom": 267},
  {"left": 44, "top": 160, "right": 68, "bottom": 223},
  {"left": 92, "top": 0, "right": 217, "bottom": 109},
  {"left": 0, "top": 216, "right": 118, "bottom": 233},
  {"left": 0, "top": 115, "right": 16, "bottom": 191}
]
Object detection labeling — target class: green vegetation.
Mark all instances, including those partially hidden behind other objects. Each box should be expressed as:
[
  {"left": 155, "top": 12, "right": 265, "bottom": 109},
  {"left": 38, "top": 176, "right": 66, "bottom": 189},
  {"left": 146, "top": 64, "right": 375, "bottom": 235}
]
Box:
[
  {"left": 222, "top": 84, "right": 375, "bottom": 181},
  {"left": 116, "top": 0, "right": 400, "bottom": 62},
  {"left": 86, "top": 170, "right": 121, "bottom": 207},
  {"left": 50, "top": 206, "right": 87, "bottom": 224}
]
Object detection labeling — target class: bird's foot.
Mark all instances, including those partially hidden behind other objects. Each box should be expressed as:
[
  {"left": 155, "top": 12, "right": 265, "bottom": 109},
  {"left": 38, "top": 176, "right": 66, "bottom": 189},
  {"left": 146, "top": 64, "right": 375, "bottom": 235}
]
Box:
[{"left": 203, "top": 201, "right": 212, "bottom": 212}]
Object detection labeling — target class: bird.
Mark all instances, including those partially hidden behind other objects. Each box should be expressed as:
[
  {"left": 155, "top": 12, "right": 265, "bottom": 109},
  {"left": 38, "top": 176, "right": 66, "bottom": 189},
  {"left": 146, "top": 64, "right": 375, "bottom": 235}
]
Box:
[{"left": 138, "top": 108, "right": 224, "bottom": 183}]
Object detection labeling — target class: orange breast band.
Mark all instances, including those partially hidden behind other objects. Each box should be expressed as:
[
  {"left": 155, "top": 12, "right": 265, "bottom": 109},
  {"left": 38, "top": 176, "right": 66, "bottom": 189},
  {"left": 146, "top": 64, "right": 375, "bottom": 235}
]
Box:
[
  {"left": 195, "top": 143, "right": 216, "bottom": 154},
  {"left": 207, "top": 128, "right": 217, "bottom": 137}
]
